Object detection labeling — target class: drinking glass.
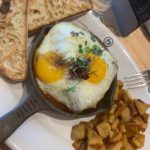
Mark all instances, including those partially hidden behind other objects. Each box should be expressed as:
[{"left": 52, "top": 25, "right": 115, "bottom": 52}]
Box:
[{"left": 92, "top": 0, "right": 115, "bottom": 14}]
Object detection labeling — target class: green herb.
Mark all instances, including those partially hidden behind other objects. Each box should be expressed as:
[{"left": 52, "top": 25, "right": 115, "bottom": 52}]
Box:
[
  {"left": 91, "top": 34, "right": 96, "bottom": 42},
  {"left": 69, "top": 57, "right": 91, "bottom": 80},
  {"left": 78, "top": 44, "right": 90, "bottom": 54},
  {"left": 65, "top": 82, "right": 80, "bottom": 93},
  {"left": 79, "top": 48, "right": 83, "bottom": 53},
  {"left": 78, "top": 44, "right": 103, "bottom": 56},
  {"left": 78, "top": 44, "right": 82, "bottom": 49},
  {"left": 85, "top": 41, "right": 87, "bottom": 46},
  {"left": 78, "top": 44, "right": 83, "bottom": 53},
  {"left": 79, "top": 32, "right": 85, "bottom": 35},
  {"left": 84, "top": 47, "right": 92, "bottom": 53},
  {"left": 77, "top": 58, "right": 90, "bottom": 69},
  {"left": 65, "top": 85, "right": 76, "bottom": 93},
  {"left": 92, "top": 45, "right": 103, "bottom": 55},
  {"left": 70, "top": 31, "right": 85, "bottom": 37},
  {"left": 71, "top": 31, "right": 79, "bottom": 37}
]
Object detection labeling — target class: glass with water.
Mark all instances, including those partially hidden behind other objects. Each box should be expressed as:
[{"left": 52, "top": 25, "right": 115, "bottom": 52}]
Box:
[{"left": 92, "top": 0, "right": 115, "bottom": 14}]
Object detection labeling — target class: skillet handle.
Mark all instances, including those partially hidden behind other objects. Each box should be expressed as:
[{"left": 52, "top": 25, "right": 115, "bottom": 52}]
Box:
[{"left": 0, "top": 95, "right": 48, "bottom": 144}]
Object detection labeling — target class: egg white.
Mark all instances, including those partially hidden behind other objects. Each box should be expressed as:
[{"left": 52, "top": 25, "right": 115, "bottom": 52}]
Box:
[{"left": 36, "top": 22, "right": 118, "bottom": 112}]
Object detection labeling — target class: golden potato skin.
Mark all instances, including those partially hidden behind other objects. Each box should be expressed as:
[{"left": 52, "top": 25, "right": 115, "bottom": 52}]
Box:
[{"left": 71, "top": 80, "right": 150, "bottom": 150}]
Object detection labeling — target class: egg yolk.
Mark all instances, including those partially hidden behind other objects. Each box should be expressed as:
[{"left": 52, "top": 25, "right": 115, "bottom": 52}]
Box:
[
  {"left": 87, "top": 54, "right": 107, "bottom": 84},
  {"left": 35, "top": 52, "right": 65, "bottom": 83}
]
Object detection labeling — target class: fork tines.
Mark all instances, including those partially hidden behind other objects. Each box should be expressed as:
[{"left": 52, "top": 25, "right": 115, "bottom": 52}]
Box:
[{"left": 124, "top": 70, "right": 150, "bottom": 89}]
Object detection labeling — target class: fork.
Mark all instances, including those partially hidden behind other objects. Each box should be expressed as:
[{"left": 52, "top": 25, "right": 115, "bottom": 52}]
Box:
[{"left": 124, "top": 70, "right": 150, "bottom": 89}]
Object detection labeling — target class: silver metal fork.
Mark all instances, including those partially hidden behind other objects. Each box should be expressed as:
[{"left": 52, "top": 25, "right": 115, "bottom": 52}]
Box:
[{"left": 124, "top": 70, "right": 150, "bottom": 89}]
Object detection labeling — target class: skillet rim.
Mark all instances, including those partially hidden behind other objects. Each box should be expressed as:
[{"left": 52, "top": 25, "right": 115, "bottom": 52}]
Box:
[{"left": 28, "top": 23, "right": 117, "bottom": 118}]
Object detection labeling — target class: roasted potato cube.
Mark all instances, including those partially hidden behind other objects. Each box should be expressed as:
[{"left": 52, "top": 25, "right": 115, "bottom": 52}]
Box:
[
  {"left": 88, "top": 135, "right": 103, "bottom": 147},
  {"left": 95, "top": 112, "right": 109, "bottom": 122},
  {"left": 120, "top": 106, "right": 132, "bottom": 122},
  {"left": 87, "top": 145, "right": 102, "bottom": 150},
  {"left": 111, "top": 119, "right": 119, "bottom": 130},
  {"left": 129, "top": 101, "right": 138, "bottom": 116},
  {"left": 72, "top": 140, "right": 87, "bottom": 150},
  {"left": 118, "top": 89, "right": 124, "bottom": 100},
  {"left": 109, "top": 104, "right": 118, "bottom": 114},
  {"left": 118, "top": 123, "right": 126, "bottom": 133},
  {"left": 87, "top": 127, "right": 98, "bottom": 139},
  {"left": 109, "top": 130, "right": 115, "bottom": 139},
  {"left": 109, "top": 132, "right": 122, "bottom": 143},
  {"left": 123, "top": 90, "right": 132, "bottom": 103},
  {"left": 131, "top": 133, "right": 145, "bottom": 148},
  {"left": 114, "top": 87, "right": 119, "bottom": 101},
  {"left": 71, "top": 123, "right": 86, "bottom": 140},
  {"left": 115, "top": 101, "right": 126, "bottom": 118},
  {"left": 121, "top": 147, "right": 125, "bottom": 150},
  {"left": 122, "top": 141, "right": 135, "bottom": 150},
  {"left": 87, "top": 146, "right": 97, "bottom": 150},
  {"left": 133, "top": 116, "right": 147, "bottom": 132},
  {"left": 135, "top": 100, "right": 150, "bottom": 115},
  {"left": 107, "top": 141, "right": 122, "bottom": 150},
  {"left": 87, "top": 145, "right": 106, "bottom": 150},
  {"left": 87, "top": 118, "right": 101, "bottom": 129},
  {"left": 119, "top": 89, "right": 131, "bottom": 104},
  {"left": 117, "top": 80, "right": 123, "bottom": 89},
  {"left": 96, "top": 122, "right": 111, "bottom": 139},
  {"left": 142, "top": 113, "right": 149, "bottom": 123},
  {"left": 99, "top": 145, "right": 106, "bottom": 150},
  {"left": 87, "top": 120, "right": 98, "bottom": 129},
  {"left": 125, "top": 123, "right": 139, "bottom": 137},
  {"left": 122, "top": 134, "right": 128, "bottom": 147},
  {"left": 108, "top": 114, "right": 116, "bottom": 124},
  {"left": 113, "top": 127, "right": 120, "bottom": 134}
]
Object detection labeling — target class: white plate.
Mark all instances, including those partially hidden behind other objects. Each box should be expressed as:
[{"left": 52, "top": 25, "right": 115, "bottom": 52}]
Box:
[{"left": 0, "top": 12, "right": 150, "bottom": 150}]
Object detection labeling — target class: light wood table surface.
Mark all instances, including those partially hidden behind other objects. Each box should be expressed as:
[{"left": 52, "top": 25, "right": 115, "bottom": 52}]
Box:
[{"left": 119, "top": 28, "right": 150, "bottom": 71}]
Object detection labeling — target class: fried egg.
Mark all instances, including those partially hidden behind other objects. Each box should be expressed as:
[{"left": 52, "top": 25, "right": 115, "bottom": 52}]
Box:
[{"left": 34, "top": 22, "right": 118, "bottom": 112}]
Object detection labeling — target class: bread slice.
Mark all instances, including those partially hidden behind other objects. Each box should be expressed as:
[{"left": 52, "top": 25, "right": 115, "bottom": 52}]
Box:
[
  {"left": 0, "top": 0, "right": 28, "bottom": 81},
  {"left": 28, "top": 0, "right": 51, "bottom": 33},
  {"left": 28, "top": 0, "right": 92, "bottom": 32}
]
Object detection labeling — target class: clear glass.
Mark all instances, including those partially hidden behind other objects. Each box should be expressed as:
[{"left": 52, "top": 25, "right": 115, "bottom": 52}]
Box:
[{"left": 92, "top": 0, "right": 115, "bottom": 14}]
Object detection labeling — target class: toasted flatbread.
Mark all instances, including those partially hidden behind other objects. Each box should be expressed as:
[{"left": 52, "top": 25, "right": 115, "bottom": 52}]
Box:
[
  {"left": 0, "top": 0, "right": 28, "bottom": 81},
  {"left": 28, "top": 0, "right": 92, "bottom": 32}
]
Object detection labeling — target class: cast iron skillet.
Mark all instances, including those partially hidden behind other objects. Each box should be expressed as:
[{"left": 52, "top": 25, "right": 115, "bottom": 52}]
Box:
[{"left": 0, "top": 24, "right": 117, "bottom": 144}]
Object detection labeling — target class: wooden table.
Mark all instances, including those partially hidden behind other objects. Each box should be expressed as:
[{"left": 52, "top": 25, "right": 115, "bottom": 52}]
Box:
[{"left": 119, "top": 28, "right": 150, "bottom": 70}]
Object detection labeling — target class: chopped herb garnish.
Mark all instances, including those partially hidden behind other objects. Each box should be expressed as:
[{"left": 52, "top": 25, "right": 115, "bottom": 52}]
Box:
[
  {"left": 78, "top": 44, "right": 83, "bottom": 53},
  {"left": 65, "top": 85, "right": 76, "bottom": 93},
  {"left": 85, "top": 41, "right": 87, "bottom": 46},
  {"left": 84, "top": 47, "right": 91, "bottom": 53},
  {"left": 79, "top": 48, "right": 83, "bottom": 53},
  {"left": 69, "top": 57, "right": 91, "bottom": 80},
  {"left": 65, "top": 82, "right": 80, "bottom": 93},
  {"left": 91, "top": 34, "right": 96, "bottom": 42},
  {"left": 70, "top": 31, "right": 85, "bottom": 37},
  {"left": 78, "top": 44, "right": 103, "bottom": 56},
  {"left": 78, "top": 44, "right": 82, "bottom": 49},
  {"left": 92, "top": 45, "right": 103, "bottom": 55},
  {"left": 71, "top": 31, "right": 79, "bottom": 37},
  {"left": 79, "top": 32, "right": 85, "bottom": 35}
]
